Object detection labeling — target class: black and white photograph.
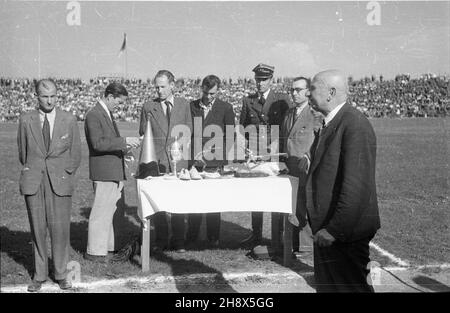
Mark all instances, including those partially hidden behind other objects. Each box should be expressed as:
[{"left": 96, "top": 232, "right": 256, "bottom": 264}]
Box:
[{"left": 0, "top": 0, "right": 449, "bottom": 300}]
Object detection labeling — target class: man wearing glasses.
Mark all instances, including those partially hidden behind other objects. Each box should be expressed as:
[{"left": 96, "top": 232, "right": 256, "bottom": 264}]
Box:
[{"left": 281, "top": 77, "right": 322, "bottom": 256}]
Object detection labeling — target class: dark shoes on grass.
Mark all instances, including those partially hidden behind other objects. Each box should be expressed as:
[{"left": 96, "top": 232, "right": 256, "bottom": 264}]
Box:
[
  {"left": 27, "top": 278, "right": 72, "bottom": 292},
  {"left": 240, "top": 233, "right": 262, "bottom": 249},
  {"left": 27, "top": 280, "right": 44, "bottom": 292},
  {"left": 57, "top": 278, "right": 72, "bottom": 290}
]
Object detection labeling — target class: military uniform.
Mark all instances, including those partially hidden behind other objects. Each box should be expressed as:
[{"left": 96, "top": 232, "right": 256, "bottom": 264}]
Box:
[{"left": 239, "top": 64, "right": 292, "bottom": 247}]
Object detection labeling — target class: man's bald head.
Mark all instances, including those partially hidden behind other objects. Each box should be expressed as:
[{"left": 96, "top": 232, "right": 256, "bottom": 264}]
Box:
[{"left": 309, "top": 70, "right": 348, "bottom": 115}]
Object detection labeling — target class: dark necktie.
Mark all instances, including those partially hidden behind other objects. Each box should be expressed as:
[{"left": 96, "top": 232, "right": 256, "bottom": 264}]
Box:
[
  {"left": 110, "top": 112, "right": 120, "bottom": 136},
  {"left": 310, "top": 120, "right": 326, "bottom": 161},
  {"left": 42, "top": 113, "right": 50, "bottom": 152},
  {"left": 164, "top": 100, "right": 172, "bottom": 124},
  {"left": 259, "top": 95, "right": 266, "bottom": 105}
]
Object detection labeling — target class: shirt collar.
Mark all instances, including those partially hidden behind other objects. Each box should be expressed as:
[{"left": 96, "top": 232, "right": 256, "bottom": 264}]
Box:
[
  {"left": 262, "top": 89, "right": 271, "bottom": 99},
  {"left": 98, "top": 98, "right": 111, "bottom": 118},
  {"left": 161, "top": 95, "right": 174, "bottom": 105},
  {"left": 295, "top": 101, "right": 309, "bottom": 114},
  {"left": 324, "top": 101, "right": 346, "bottom": 126},
  {"left": 39, "top": 107, "right": 56, "bottom": 119},
  {"left": 200, "top": 98, "right": 215, "bottom": 109}
]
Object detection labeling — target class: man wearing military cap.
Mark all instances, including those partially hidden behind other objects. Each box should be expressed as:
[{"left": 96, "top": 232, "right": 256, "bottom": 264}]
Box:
[{"left": 239, "top": 63, "right": 292, "bottom": 248}]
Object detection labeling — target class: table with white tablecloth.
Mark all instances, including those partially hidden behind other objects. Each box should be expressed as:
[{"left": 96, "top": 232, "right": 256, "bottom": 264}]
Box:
[{"left": 136, "top": 175, "right": 299, "bottom": 271}]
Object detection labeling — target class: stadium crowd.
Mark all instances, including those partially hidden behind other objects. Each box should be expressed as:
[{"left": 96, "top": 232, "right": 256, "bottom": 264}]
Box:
[{"left": 1, "top": 74, "right": 448, "bottom": 122}]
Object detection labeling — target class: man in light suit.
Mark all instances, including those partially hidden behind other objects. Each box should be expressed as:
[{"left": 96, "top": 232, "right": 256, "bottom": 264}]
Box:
[
  {"left": 17, "top": 79, "right": 81, "bottom": 292},
  {"left": 139, "top": 70, "right": 193, "bottom": 253},
  {"left": 281, "top": 77, "right": 321, "bottom": 256},
  {"left": 185, "top": 75, "right": 235, "bottom": 248},
  {"left": 84, "top": 82, "right": 140, "bottom": 262},
  {"left": 239, "top": 63, "right": 292, "bottom": 248},
  {"left": 303, "top": 70, "right": 380, "bottom": 292}
]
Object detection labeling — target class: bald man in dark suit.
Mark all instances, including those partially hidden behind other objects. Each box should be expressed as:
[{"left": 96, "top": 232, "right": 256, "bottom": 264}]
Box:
[{"left": 304, "top": 70, "right": 380, "bottom": 292}]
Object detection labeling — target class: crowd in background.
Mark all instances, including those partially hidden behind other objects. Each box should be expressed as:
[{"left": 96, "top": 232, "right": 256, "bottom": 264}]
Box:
[{"left": 1, "top": 74, "right": 448, "bottom": 122}]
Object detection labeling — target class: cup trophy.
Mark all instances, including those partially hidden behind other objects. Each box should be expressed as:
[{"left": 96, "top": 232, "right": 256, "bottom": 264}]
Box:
[{"left": 169, "top": 136, "right": 183, "bottom": 177}]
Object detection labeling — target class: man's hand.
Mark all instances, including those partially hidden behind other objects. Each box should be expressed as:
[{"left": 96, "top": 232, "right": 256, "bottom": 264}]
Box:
[
  {"left": 313, "top": 229, "right": 336, "bottom": 247},
  {"left": 298, "top": 154, "right": 310, "bottom": 175},
  {"left": 125, "top": 137, "right": 141, "bottom": 149}
]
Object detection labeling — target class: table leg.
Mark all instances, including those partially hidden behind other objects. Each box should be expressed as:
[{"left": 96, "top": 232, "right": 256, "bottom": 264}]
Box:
[
  {"left": 283, "top": 214, "right": 293, "bottom": 267},
  {"left": 271, "top": 212, "right": 281, "bottom": 254},
  {"left": 142, "top": 219, "right": 150, "bottom": 272}
]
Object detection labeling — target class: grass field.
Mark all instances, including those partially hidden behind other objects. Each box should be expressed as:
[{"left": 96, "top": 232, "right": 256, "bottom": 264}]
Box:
[{"left": 1, "top": 118, "right": 449, "bottom": 286}]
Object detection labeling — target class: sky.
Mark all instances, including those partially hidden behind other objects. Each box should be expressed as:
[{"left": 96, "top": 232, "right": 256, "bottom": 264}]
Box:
[{"left": 1, "top": 1, "right": 449, "bottom": 80}]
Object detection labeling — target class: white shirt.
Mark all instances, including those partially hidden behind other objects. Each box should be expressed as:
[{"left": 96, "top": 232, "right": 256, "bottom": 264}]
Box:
[
  {"left": 161, "top": 95, "right": 175, "bottom": 116},
  {"left": 295, "top": 101, "right": 309, "bottom": 117},
  {"left": 200, "top": 98, "right": 215, "bottom": 118},
  {"left": 261, "top": 88, "right": 270, "bottom": 100},
  {"left": 39, "top": 108, "right": 56, "bottom": 139},
  {"left": 98, "top": 98, "right": 112, "bottom": 121},
  {"left": 324, "top": 101, "right": 346, "bottom": 127}
]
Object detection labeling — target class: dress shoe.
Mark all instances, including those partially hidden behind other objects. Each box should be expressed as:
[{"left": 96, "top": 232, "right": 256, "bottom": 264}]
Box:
[
  {"left": 27, "top": 280, "right": 44, "bottom": 292},
  {"left": 84, "top": 253, "right": 107, "bottom": 263},
  {"left": 57, "top": 278, "right": 72, "bottom": 290},
  {"left": 171, "top": 244, "right": 186, "bottom": 253},
  {"left": 240, "top": 233, "right": 262, "bottom": 248}
]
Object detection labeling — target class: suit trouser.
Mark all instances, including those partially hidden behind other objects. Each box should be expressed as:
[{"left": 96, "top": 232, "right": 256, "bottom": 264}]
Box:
[
  {"left": 25, "top": 171, "right": 71, "bottom": 281},
  {"left": 293, "top": 183, "right": 312, "bottom": 251},
  {"left": 186, "top": 213, "right": 221, "bottom": 242},
  {"left": 87, "top": 181, "right": 124, "bottom": 256},
  {"left": 313, "top": 236, "right": 375, "bottom": 293},
  {"left": 153, "top": 212, "right": 185, "bottom": 248}
]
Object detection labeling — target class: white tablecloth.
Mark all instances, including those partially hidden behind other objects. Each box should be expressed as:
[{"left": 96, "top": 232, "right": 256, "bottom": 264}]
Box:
[{"left": 137, "top": 175, "right": 299, "bottom": 220}]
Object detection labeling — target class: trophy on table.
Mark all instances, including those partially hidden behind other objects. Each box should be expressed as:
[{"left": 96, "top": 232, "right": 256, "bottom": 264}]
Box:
[{"left": 169, "top": 136, "right": 183, "bottom": 177}]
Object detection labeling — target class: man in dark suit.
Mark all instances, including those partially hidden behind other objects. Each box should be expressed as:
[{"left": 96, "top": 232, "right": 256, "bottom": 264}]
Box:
[
  {"left": 239, "top": 63, "right": 292, "bottom": 248},
  {"left": 185, "top": 75, "right": 235, "bottom": 248},
  {"left": 281, "top": 77, "right": 321, "bottom": 256},
  {"left": 84, "top": 82, "right": 140, "bottom": 262},
  {"left": 302, "top": 70, "right": 380, "bottom": 292},
  {"left": 139, "top": 70, "right": 193, "bottom": 253},
  {"left": 17, "top": 79, "right": 81, "bottom": 292}
]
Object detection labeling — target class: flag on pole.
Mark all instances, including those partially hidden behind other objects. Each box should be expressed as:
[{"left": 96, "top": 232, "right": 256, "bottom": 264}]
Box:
[{"left": 118, "top": 33, "right": 127, "bottom": 57}]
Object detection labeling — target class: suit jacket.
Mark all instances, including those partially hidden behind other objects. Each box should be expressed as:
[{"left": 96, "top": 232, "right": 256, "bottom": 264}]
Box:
[
  {"left": 239, "top": 89, "right": 292, "bottom": 128},
  {"left": 84, "top": 102, "right": 127, "bottom": 181},
  {"left": 281, "top": 105, "right": 318, "bottom": 160},
  {"left": 139, "top": 97, "right": 193, "bottom": 173},
  {"left": 190, "top": 98, "right": 235, "bottom": 168},
  {"left": 305, "top": 103, "right": 380, "bottom": 243},
  {"left": 17, "top": 108, "right": 81, "bottom": 196}
]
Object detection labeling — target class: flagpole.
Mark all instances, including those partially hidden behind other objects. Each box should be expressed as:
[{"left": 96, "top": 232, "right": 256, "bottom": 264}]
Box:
[
  {"left": 38, "top": 32, "right": 41, "bottom": 79},
  {"left": 125, "top": 41, "right": 128, "bottom": 80}
]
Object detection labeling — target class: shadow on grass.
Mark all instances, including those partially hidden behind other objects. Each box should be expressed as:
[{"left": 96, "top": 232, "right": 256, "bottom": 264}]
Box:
[
  {"left": 412, "top": 275, "right": 450, "bottom": 292},
  {"left": 181, "top": 219, "right": 271, "bottom": 251},
  {"left": 152, "top": 252, "right": 237, "bottom": 293},
  {"left": 0, "top": 226, "right": 33, "bottom": 277}
]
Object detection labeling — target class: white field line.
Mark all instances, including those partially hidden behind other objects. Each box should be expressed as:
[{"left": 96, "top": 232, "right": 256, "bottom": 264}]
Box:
[
  {"left": 0, "top": 271, "right": 310, "bottom": 293},
  {"left": 369, "top": 241, "right": 410, "bottom": 267},
  {"left": 384, "top": 264, "right": 450, "bottom": 271}
]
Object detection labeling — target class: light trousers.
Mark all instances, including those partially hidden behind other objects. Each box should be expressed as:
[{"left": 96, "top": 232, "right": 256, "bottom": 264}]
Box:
[{"left": 86, "top": 181, "right": 124, "bottom": 256}]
